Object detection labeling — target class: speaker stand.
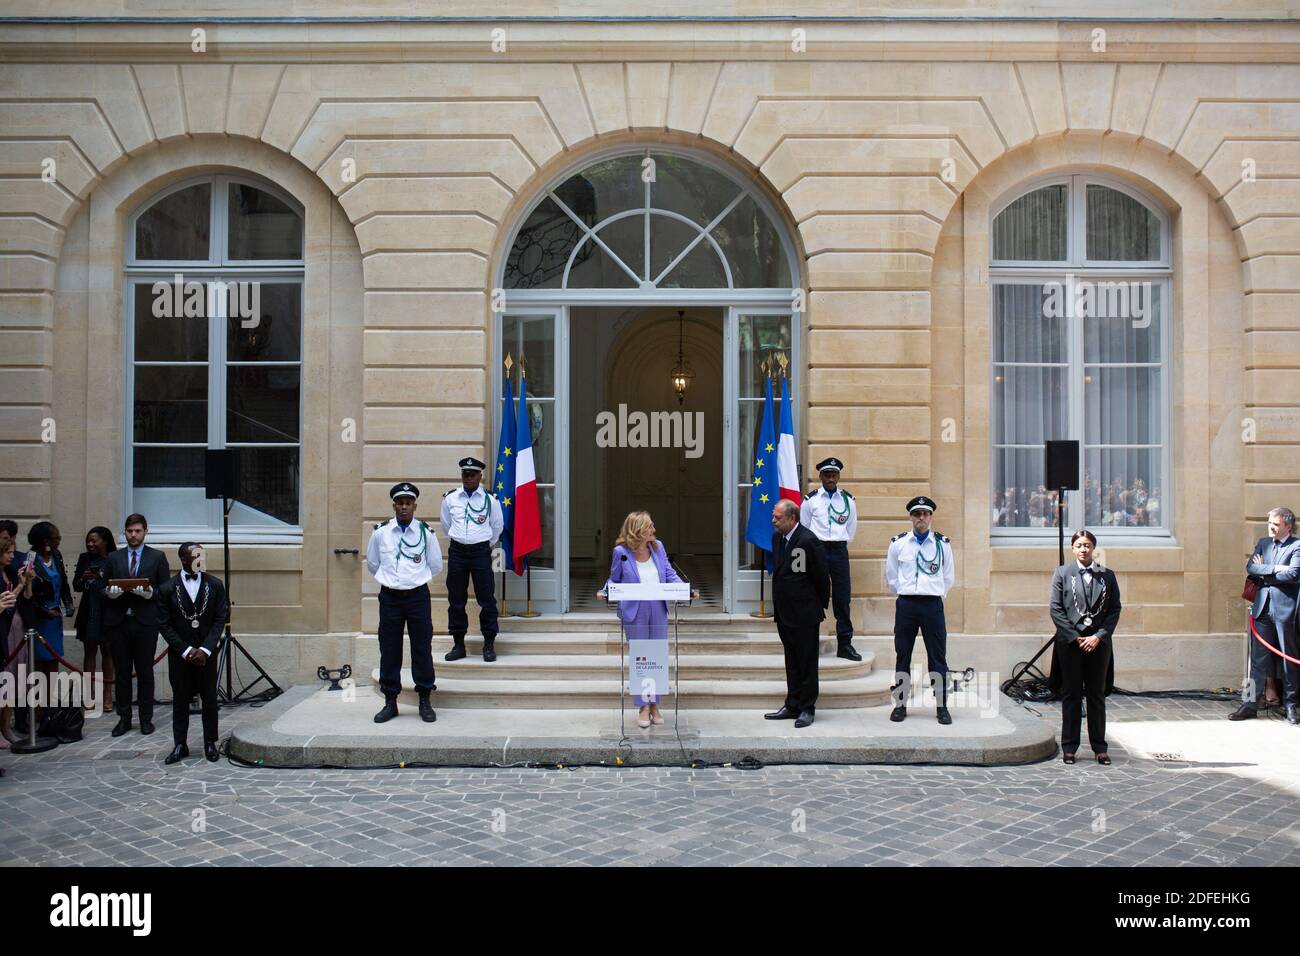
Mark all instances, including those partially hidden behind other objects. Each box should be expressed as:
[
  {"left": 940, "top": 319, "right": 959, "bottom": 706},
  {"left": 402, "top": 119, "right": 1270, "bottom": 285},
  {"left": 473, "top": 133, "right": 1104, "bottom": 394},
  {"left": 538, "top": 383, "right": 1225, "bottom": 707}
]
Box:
[{"left": 216, "top": 496, "right": 282, "bottom": 705}]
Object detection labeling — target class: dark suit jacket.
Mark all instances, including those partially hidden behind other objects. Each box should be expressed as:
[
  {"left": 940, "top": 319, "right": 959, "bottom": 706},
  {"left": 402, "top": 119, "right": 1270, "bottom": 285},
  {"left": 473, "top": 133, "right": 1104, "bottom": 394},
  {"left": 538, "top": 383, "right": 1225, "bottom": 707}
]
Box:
[
  {"left": 1246, "top": 534, "right": 1300, "bottom": 623},
  {"left": 158, "top": 572, "right": 229, "bottom": 658},
  {"left": 771, "top": 524, "right": 830, "bottom": 629},
  {"left": 1050, "top": 562, "right": 1122, "bottom": 644},
  {"left": 101, "top": 545, "right": 170, "bottom": 628},
  {"left": 72, "top": 550, "right": 112, "bottom": 638}
]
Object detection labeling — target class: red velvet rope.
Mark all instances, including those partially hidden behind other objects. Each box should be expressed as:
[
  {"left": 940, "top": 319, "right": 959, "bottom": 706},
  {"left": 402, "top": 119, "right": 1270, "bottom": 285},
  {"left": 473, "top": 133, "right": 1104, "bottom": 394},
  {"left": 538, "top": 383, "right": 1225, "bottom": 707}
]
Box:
[
  {"left": 1249, "top": 613, "right": 1300, "bottom": 666},
  {"left": 2, "top": 633, "right": 26, "bottom": 669}
]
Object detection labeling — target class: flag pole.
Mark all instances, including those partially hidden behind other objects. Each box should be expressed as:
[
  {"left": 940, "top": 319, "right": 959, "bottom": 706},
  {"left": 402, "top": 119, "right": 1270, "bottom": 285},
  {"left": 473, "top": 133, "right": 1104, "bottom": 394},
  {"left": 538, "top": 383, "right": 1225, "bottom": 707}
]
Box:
[{"left": 499, "top": 353, "right": 514, "bottom": 618}]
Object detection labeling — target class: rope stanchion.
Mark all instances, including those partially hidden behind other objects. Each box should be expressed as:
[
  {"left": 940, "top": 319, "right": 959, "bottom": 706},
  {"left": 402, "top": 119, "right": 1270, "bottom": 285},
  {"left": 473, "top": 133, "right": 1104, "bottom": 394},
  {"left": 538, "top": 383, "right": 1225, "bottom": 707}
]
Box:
[
  {"left": 1249, "top": 613, "right": 1300, "bottom": 666},
  {"left": 10, "top": 628, "right": 58, "bottom": 754},
  {"left": 29, "top": 630, "right": 84, "bottom": 674}
]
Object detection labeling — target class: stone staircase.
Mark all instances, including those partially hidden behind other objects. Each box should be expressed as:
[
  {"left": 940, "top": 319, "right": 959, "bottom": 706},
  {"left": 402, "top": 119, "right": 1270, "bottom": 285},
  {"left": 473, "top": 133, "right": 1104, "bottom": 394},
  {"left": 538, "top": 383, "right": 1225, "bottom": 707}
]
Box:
[{"left": 376, "top": 614, "right": 895, "bottom": 709}]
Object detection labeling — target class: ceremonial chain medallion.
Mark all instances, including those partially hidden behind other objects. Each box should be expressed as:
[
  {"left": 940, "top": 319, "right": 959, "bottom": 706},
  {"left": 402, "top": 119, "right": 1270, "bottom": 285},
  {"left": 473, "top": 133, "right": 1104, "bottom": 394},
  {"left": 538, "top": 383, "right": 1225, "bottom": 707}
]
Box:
[
  {"left": 1070, "top": 572, "right": 1106, "bottom": 630},
  {"left": 827, "top": 494, "right": 849, "bottom": 526},
  {"left": 396, "top": 522, "right": 428, "bottom": 565},
  {"left": 179, "top": 583, "right": 209, "bottom": 629},
  {"left": 915, "top": 537, "right": 943, "bottom": 576},
  {"left": 464, "top": 493, "right": 491, "bottom": 529}
]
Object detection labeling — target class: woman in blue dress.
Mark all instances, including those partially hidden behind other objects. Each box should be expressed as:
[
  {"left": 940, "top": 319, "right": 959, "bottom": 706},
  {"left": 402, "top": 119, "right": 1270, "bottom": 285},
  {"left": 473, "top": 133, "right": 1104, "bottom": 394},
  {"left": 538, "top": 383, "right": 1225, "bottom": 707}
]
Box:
[{"left": 27, "top": 521, "right": 73, "bottom": 683}]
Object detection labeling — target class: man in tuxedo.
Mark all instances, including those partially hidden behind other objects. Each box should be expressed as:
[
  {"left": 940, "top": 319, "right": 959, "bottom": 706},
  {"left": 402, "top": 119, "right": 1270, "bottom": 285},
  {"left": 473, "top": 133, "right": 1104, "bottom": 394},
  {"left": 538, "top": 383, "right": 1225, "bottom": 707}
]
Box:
[
  {"left": 765, "top": 498, "right": 830, "bottom": 728},
  {"left": 102, "top": 513, "right": 170, "bottom": 736},
  {"left": 1232, "top": 507, "right": 1300, "bottom": 724},
  {"left": 158, "top": 543, "right": 229, "bottom": 763}
]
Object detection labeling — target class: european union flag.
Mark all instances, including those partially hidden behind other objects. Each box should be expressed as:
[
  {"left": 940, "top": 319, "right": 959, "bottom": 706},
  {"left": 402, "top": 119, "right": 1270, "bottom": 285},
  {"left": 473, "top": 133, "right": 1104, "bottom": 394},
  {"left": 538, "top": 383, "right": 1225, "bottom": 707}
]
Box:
[
  {"left": 744, "top": 374, "right": 778, "bottom": 565},
  {"left": 493, "top": 374, "right": 517, "bottom": 571}
]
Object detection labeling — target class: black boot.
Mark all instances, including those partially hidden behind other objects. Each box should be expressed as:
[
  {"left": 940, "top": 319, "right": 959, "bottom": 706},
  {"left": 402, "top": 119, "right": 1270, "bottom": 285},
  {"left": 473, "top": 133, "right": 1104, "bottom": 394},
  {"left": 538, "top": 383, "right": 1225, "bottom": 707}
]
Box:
[
  {"left": 837, "top": 642, "right": 862, "bottom": 662},
  {"left": 373, "top": 698, "right": 399, "bottom": 723},
  {"left": 482, "top": 638, "right": 497, "bottom": 663},
  {"left": 418, "top": 692, "right": 437, "bottom": 723},
  {"left": 444, "top": 639, "right": 467, "bottom": 662}
]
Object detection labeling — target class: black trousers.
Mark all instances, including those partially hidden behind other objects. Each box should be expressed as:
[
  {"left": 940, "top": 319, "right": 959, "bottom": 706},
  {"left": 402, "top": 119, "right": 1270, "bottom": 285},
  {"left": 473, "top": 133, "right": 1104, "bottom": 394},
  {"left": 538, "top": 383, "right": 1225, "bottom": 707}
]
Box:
[
  {"left": 1247, "top": 610, "right": 1300, "bottom": 707},
  {"left": 1057, "top": 638, "right": 1111, "bottom": 753},
  {"left": 108, "top": 616, "right": 159, "bottom": 721},
  {"left": 824, "top": 542, "right": 854, "bottom": 644},
  {"left": 776, "top": 621, "right": 819, "bottom": 713},
  {"left": 446, "top": 540, "right": 498, "bottom": 642},
  {"left": 378, "top": 584, "right": 434, "bottom": 700},
  {"left": 168, "top": 649, "right": 219, "bottom": 746},
  {"left": 893, "top": 595, "right": 949, "bottom": 704}
]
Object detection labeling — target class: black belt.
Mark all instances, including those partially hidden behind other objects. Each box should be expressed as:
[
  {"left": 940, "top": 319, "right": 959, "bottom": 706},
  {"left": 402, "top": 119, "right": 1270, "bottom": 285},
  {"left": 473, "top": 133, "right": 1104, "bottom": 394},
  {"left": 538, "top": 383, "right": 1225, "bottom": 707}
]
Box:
[
  {"left": 822, "top": 540, "right": 848, "bottom": 549},
  {"left": 450, "top": 540, "right": 491, "bottom": 551},
  {"left": 899, "top": 593, "right": 943, "bottom": 601},
  {"left": 380, "top": 584, "right": 429, "bottom": 596}
]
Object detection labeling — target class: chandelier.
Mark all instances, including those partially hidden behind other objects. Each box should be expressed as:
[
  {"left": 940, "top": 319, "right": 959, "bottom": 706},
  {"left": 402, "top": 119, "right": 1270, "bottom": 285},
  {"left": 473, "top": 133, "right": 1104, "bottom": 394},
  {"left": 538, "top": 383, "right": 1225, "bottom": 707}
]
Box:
[{"left": 670, "top": 309, "right": 695, "bottom": 405}]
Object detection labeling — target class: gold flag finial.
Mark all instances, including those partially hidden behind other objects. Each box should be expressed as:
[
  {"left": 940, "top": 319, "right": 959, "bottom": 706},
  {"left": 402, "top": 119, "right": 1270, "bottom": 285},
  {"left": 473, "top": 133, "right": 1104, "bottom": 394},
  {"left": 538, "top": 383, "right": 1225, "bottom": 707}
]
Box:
[
  {"left": 504, "top": 352, "right": 513, "bottom": 373},
  {"left": 778, "top": 352, "right": 789, "bottom": 374}
]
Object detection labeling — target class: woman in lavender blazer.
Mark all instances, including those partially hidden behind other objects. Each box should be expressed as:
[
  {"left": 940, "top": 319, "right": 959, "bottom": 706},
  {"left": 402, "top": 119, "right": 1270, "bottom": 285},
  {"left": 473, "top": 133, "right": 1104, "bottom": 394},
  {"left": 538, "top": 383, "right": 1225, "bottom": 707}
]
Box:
[{"left": 598, "top": 511, "right": 695, "bottom": 728}]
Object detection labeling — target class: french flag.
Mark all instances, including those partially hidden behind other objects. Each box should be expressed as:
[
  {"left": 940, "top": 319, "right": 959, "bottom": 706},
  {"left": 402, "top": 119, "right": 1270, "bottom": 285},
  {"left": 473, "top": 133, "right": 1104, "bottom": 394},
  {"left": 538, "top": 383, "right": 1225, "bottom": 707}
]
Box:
[
  {"left": 512, "top": 371, "right": 542, "bottom": 574},
  {"left": 778, "top": 375, "right": 799, "bottom": 505}
]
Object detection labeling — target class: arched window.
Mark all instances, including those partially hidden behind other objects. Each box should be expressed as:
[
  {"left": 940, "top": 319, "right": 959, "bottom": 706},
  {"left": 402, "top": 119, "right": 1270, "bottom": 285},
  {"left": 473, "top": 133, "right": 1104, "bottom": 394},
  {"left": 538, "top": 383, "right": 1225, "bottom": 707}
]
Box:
[
  {"left": 125, "top": 174, "right": 304, "bottom": 535},
  {"left": 990, "top": 174, "right": 1170, "bottom": 536}
]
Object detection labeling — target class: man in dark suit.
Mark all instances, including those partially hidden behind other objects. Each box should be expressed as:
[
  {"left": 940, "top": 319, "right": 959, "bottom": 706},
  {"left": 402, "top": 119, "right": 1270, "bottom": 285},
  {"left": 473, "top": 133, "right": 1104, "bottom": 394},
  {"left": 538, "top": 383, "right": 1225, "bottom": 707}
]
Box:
[
  {"left": 764, "top": 498, "right": 830, "bottom": 728},
  {"left": 1232, "top": 506, "right": 1300, "bottom": 724},
  {"left": 102, "top": 513, "right": 170, "bottom": 736},
  {"left": 158, "top": 543, "right": 229, "bottom": 763}
]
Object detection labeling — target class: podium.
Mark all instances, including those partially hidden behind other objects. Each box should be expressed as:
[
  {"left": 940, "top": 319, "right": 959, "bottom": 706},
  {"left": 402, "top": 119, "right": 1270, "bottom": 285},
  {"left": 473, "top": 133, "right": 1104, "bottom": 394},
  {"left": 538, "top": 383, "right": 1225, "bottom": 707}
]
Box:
[{"left": 605, "top": 581, "right": 691, "bottom": 738}]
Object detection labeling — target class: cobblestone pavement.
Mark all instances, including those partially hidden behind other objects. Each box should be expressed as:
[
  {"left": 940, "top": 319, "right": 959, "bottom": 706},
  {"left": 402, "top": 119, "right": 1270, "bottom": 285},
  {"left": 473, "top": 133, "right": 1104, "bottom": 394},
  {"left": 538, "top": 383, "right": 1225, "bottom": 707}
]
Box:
[{"left": 2, "top": 696, "right": 1298, "bottom": 867}]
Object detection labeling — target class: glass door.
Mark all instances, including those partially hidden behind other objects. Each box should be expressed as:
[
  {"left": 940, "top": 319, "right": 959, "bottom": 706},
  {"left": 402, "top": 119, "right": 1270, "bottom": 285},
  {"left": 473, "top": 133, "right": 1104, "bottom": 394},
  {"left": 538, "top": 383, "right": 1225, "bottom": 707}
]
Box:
[
  {"left": 727, "top": 308, "right": 796, "bottom": 612},
  {"left": 496, "top": 309, "right": 567, "bottom": 614}
]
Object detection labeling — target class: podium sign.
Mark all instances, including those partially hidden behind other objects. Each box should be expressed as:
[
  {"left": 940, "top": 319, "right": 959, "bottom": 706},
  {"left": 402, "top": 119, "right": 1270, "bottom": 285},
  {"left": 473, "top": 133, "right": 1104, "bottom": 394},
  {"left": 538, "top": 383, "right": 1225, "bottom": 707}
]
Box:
[
  {"left": 607, "top": 582, "right": 691, "bottom": 602},
  {"left": 627, "top": 639, "right": 670, "bottom": 700}
]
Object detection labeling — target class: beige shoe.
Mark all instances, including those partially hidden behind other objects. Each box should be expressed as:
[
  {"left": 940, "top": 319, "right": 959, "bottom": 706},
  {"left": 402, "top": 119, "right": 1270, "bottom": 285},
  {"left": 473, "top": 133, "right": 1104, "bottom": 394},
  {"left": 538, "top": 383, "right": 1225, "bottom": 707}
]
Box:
[
  {"left": 650, "top": 711, "right": 665, "bottom": 725},
  {"left": 637, "top": 707, "right": 651, "bottom": 729}
]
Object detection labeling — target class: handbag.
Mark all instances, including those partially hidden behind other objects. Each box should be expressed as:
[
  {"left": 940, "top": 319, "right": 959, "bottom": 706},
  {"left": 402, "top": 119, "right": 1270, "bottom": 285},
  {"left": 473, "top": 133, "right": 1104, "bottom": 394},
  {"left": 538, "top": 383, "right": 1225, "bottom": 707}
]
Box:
[
  {"left": 1242, "top": 577, "right": 1259, "bottom": 602},
  {"left": 37, "top": 706, "right": 84, "bottom": 744}
]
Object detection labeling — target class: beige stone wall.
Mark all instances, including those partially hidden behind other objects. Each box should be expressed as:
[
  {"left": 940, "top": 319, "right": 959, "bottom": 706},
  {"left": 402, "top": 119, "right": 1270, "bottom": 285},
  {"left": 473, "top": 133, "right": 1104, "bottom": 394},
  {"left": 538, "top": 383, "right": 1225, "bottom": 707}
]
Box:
[{"left": 2, "top": 19, "right": 1299, "bottom": 682}]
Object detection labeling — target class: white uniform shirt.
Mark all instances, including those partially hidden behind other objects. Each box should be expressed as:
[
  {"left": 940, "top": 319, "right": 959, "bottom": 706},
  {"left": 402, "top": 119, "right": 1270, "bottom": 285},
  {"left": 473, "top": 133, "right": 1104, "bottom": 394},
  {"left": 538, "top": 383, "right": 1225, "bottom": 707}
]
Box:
[
  {"left": 366, "top": 518, "right": 443, "bottom": 589},
  {"left": 885, "top": 529, "right": 955, "bottom": 598},
  {"left": 440, "top": 486, "right": 504, "bottom": 546},
  {"left": 800, "top": 487, "right": 857, "bottom": 542}
]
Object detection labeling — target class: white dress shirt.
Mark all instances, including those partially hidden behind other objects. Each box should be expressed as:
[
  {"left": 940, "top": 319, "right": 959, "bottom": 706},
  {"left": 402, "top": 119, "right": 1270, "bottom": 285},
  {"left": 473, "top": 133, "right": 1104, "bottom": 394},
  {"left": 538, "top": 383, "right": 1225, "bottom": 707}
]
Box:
[
  {"left": 440, "top": 486, "right": 504, "bottom": 546},
  {"left": 180, "top": 571, "right": 211, "bottom": 658},
  {"left": 366, "top": 519, "right": 443, "bottom": 589},
  {"left": 800, "top": 487, "right": 857, "bottom": 542},
  {"left": 885, "top": 529, "right": 955, "bottom": 598}
]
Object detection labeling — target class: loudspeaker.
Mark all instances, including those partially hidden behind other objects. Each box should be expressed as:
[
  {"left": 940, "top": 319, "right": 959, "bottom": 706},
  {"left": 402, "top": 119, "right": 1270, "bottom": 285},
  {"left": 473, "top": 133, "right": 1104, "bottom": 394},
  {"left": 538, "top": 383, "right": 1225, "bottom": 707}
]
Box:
[
  {"left": 205, "top": 449, "right": 241, "bottom": 499},
  {"left": 1044, "top": 440, "right": 1079, "bottom": 491}
]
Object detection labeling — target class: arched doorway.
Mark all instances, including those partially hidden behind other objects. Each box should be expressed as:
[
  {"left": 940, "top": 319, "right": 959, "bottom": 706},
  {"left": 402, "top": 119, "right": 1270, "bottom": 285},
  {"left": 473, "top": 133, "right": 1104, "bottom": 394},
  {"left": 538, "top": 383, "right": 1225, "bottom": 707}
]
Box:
[{"left": 495, "top": 146, "right": 801, "bottom": 613}]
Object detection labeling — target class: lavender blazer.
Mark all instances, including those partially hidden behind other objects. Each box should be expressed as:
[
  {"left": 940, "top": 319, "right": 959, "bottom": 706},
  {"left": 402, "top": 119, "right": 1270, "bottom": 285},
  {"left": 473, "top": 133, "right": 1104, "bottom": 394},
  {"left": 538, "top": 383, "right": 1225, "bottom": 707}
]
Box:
[{"left": 605, "top": 543, "right": 684, "bottom": 633}]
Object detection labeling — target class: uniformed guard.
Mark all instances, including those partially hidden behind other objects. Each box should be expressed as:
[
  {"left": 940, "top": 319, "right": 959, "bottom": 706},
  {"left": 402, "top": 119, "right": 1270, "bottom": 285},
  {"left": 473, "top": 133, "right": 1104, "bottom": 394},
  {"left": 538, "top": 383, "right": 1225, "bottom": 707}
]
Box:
[
  {"left": 441, "top": 457, "right": 505, "bottom": 662},
  {"left": 365, "top": 482, "right": 443, "bottom": 724},
  {"left": 800, "top": 456, "right": 861, "bottom": 661},
  {"left": 884, "top": 495, "right": 956, "bottom": 724}
]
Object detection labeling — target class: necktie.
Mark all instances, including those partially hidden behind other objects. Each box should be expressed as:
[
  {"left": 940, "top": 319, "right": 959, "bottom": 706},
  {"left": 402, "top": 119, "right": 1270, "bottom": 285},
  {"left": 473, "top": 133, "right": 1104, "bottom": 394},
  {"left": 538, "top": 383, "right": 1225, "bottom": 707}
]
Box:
[{"left": 130, "top": 551, "right": 138, "bottom": 576}]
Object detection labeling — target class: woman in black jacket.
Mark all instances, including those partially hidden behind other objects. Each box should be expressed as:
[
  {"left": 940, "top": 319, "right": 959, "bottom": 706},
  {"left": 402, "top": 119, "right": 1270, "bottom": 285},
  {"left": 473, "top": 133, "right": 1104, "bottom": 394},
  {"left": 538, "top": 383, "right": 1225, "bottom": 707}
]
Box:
[
  {"left": 1, "top": 535, "right": 36, "bottom": 747},
  {"left": 73, "top": 526, "right": 117, "bottom": 712}
]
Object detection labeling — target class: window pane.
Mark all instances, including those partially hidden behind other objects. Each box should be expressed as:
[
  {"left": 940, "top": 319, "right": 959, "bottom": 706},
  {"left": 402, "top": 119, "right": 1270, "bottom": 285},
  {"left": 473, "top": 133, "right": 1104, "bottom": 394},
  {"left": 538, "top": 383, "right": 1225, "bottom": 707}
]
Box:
[
  {"left": 992, "top": 449, "right": 1068, "bottom": 528},
  {"left": 737, "top": 489, "right": 771, "bottom": 569},
  {"left": 660, "top": 234, "right": 729, "bottom": 288},
  {"left": 504, "top": 197, "right": 580, "bottom": 290},
  {"left": 992, "top": 367, "right": 1067, "bottom": 444},
  {"left": 230, "top": 447, "right": 299, "bottom": 526},
  {"left": 992, "top": 184, "right": 1066, "bottom": 261},
  {"left": 1084, "top": 368, "right": 1161, "bottom": 445},
  {"left": 650, "top": 153, "right": 739, "bottom": 227},
  {"left": 713, "top": 194, "right": 790, "bottom": 287},
  {"left": 132, "top": 447, "right": 208, "bottom": 526},
  {"left": 134, "top": 366, "right": 207, "bottom": 442},
  {"left": 591, "top": 215, "right": 644, "bottom": 284},
  {"left": 133, "top": 283, "right": 208, "bottom": 362},
  {"left": 227, "top": 283, "right": 302, "bottom": 362},
  {"left": 501, "top": 315, "right": 555, "bottom": 398},
  {"left": 135, "top": 183, "right": 211, "bottom": 261},
  {"left": 1085, "top": 448, "right": 1161, "bottom": 527},
  {"left": 553, "top": 154, "right": 645, "bottom": 226},
  {"left": 227, "top": 183, "right": 302, "bottom": 260},
  {"left": 992, "top": 283, "right": 1065, "bottom": 363},
  {"left": 530, "top": 484, "right": 555, "bottom": 570},
  {"left": 738, "top": 399, "right": 764, "bottom": 484},
  {"left": 1084, "top": 282, "right": 1162, "bottom": 364},
  {"left": 737, "top": 314, "right": 792, "bottom": 399},
  {"left": 565, "top": 237, "right": 638, "bottom": 288},
  {"left": 523, "top": 399, "right": 554, "bottom": 485},
  {"left": 227, "top": 367, "right": 301, "bottom": 442},
  {"left": 1086, "top": 184, "right": 1161, "bottom": 262}
]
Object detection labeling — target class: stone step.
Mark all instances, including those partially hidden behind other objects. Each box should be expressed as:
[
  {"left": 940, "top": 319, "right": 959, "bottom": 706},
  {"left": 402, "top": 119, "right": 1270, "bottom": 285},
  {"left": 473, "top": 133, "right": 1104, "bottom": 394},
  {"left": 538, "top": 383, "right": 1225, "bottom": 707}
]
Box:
[
  {"left": 424, "top": 652, "right": 875, "bottom": 681},
  {"left": 494, "top": 613, "right": 784, "bottom": 635},
  {"left": 380, "top": 669, "right": 896, "bottom": 709},
  {"left": 432, "top": 633, "right": 846, "bottom": 656}
]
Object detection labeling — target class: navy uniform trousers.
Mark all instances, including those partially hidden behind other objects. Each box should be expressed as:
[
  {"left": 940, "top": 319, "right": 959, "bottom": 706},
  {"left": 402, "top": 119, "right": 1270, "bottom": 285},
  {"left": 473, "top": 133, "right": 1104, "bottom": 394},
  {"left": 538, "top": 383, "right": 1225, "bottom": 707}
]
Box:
[
  {"left": 446, "top": 540, "right": 498, "bottom": 641},
  {"left": 377, "top": 584, "right": 434, "bottom": 700},
  {"left": 893, "top": 595, "right": 949, "bottom": 704},
  {"left": 823, "top": 541, "right": 854, "bottom": 645}
]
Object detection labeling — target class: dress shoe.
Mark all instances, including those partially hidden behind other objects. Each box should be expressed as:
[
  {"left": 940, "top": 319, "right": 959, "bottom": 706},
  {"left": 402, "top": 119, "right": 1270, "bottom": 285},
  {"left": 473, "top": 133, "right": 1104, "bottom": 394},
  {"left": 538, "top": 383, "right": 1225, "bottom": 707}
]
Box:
[
  {"left": 837, "top": 644, "right": 862, "bottom": 662},
  {"left": 1288, "top": 705, "right": 1300, "bottom": 726},
  {"left": 794, "top": 711, "right": 815, "bottom": 728},
  {"left": 444, "top": 642, "right": 467, "bottom": 662},
  {"left": 418, "top": 694, "right": 437, "bottom": 723},
  {"left": 889, "top": 704, "right": 907, "bottom": 722},
  {"left": 111, "top": 717, "right": 132, "bottom": 737},
  {"left": 764, "top": 706, "right": 800, "bottom": 720},
  {"left": 482, "top": 640, "right": 497, "bottom": 663},
  {"left": 1227, "top": 704, "right": 1258, "bottom": 721},
  {"left": 140, "top": 719, "right": 155, "bottom": 736},
  {"left": 164, "top": 744, "right": 189, "bottom": 765},
  {"left": 204, "top": 742, "right": 220, "bottom": 762},
  {"left": 936, "top": 706, "right": 952, "bottom": 725},
  {"left": 373, "top": 699, "right": 399, "bottom": 723}
]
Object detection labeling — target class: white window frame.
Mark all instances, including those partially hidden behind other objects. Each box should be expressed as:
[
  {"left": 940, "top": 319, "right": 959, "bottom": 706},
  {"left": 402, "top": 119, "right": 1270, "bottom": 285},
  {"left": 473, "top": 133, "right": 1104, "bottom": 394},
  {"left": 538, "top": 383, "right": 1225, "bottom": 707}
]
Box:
[
  {"left": 123, "top": 173, "right": 305, "bottom": 543},
  {"left": 989, "top": 173, "right": 1173, "bottom": 543}
]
